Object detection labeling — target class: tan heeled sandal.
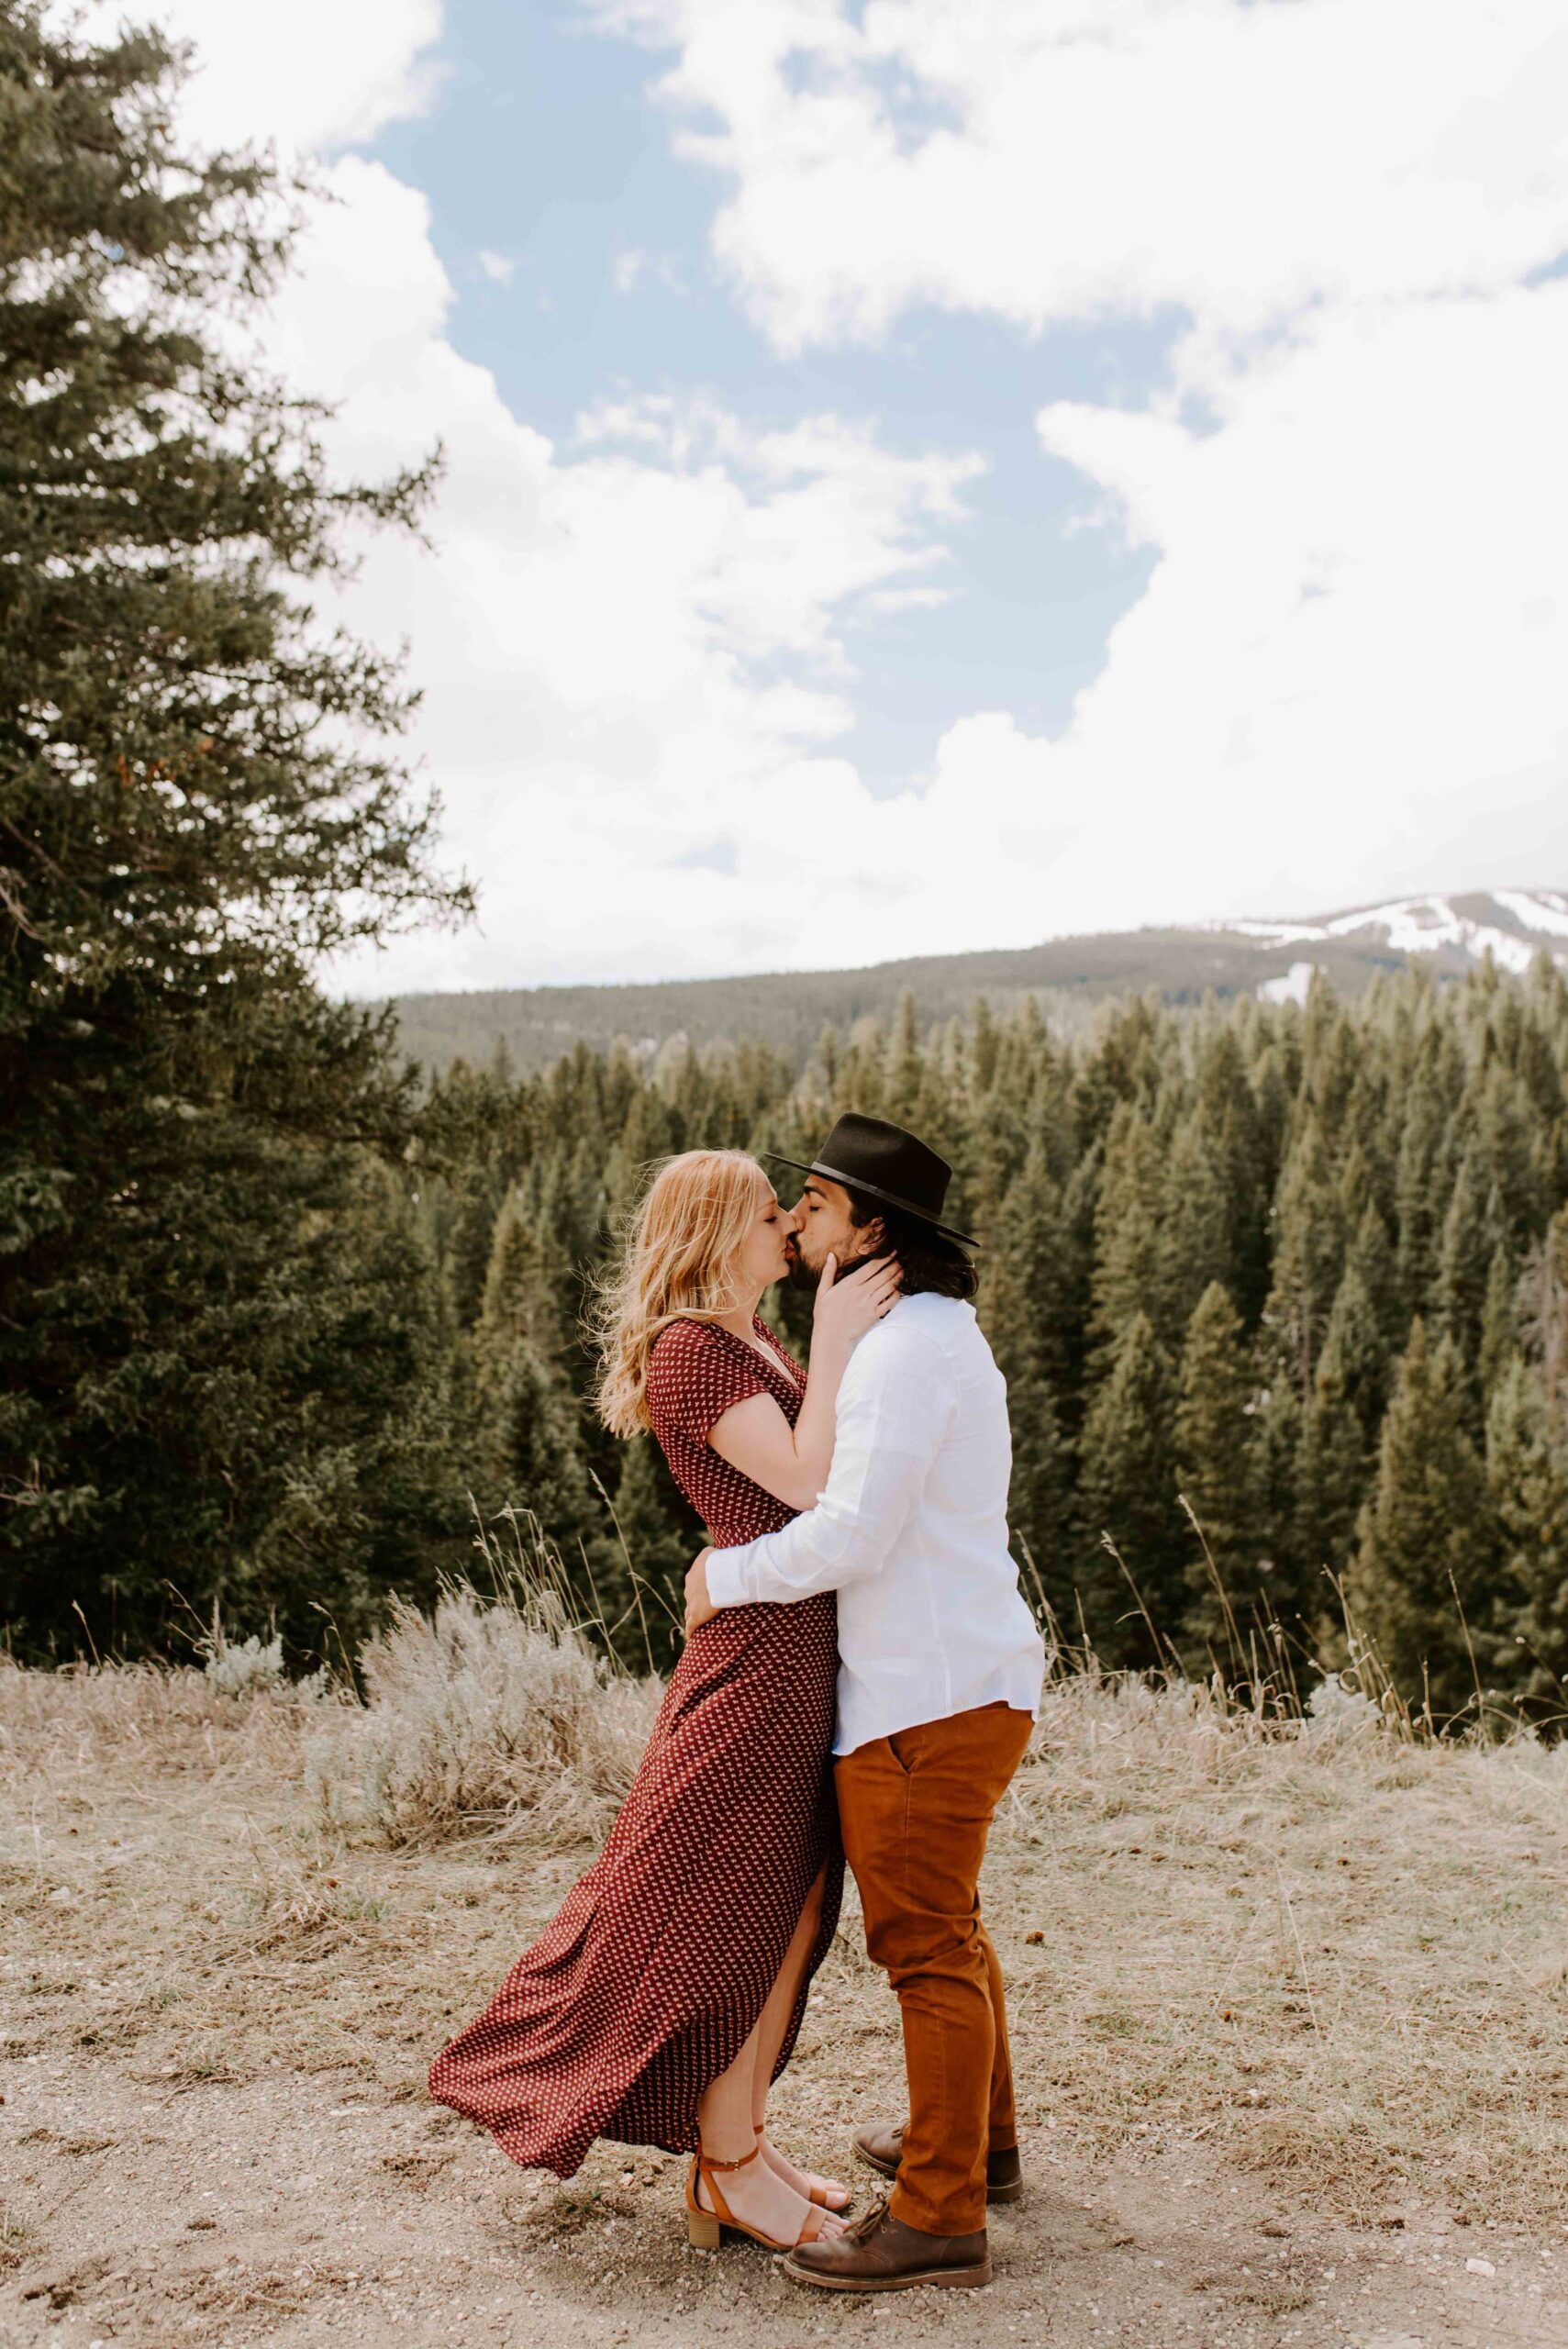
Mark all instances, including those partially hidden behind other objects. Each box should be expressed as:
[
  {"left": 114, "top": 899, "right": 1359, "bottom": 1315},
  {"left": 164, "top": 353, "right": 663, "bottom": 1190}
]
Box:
[
  {"left": 752, "top": 2121, "right": 851, "bottom": 2211},
  {"left": 684, "top": 2144, "right": 830, "bottom": 2253}
]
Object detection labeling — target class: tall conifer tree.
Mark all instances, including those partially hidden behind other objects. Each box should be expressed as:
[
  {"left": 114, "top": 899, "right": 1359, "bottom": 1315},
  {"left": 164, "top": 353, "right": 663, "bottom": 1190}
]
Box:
[
  {"left": 1156, "top": 1119, "right": 1235, "bottom": 1346},
  {"left": 1, "top": 9, "right": 465, "bottom": 1656},
  {"left": 1346, "top": 1320, "right": 1499, "bottom": 1719},
  {"left": 1077, "top": 1311, "right": 1180, "bottom": 1663},
  {"left": 1484, "top": 1357, "right": 1568, "bottom": 1718},
  {"left": 1090, "top": 1105, "right": 1164, "bottom": 1358},
  {"left": 1296, "top": 1268, "right": 1386, "bottom": 1613},
  {"left": 1173, "top": 1283, "right": 1264, "bottom": 1653}
]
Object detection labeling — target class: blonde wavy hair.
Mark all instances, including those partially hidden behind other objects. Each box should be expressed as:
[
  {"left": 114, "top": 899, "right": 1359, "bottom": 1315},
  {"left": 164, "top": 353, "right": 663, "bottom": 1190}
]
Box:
[{"left": 593, "top": 1150, "right": 773, "bottom": 1439}]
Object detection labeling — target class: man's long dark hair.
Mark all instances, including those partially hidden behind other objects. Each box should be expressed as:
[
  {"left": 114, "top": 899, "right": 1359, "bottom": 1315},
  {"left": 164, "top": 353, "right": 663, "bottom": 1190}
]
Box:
[{"left": 844, "top": 1190, "right": 979, "bottom": 1301}]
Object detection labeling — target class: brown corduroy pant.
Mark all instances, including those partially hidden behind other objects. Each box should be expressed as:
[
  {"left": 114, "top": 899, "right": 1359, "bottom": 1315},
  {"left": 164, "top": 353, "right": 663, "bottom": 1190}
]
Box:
[{"left": 834, "top": 1699, "right": 1035, "bottom": 2237}]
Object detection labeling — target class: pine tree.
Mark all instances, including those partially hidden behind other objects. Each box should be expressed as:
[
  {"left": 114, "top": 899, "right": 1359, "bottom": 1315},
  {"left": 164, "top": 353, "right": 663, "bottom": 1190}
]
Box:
[
  {"left": 1434, "top": 1148, "right": 1505, "bottom": 1371},
  {"left": 1004, "top": 1365, "right": 1071, "bottom": 1624},
  {"left": 984, "top": 1151, "right": 1073, "bottom": 1393},
  {"left": 1522, "top": 1206, "right": 1568, "bottom": 1433},
  {"left": 1195, "top": 1022, "right": 1270, "bottom": 1321},
  {"left": 475, "top": 1189, "right": 561, "bottom": 1375},
  {"left": 483, "top": 1340, "right": 605, "bottom": 1568},
  {"left": 1475, "top": 1063, "right": 1545, "bottom": 1255},
  {"left": 1394, "top": 1055, "right": 1452, "bottom": 1315},
  {"left": 0, "top": 12, "right": 464, "bottom": 1657},
  {"left": 1318, "top": 1263, "right": 1392, "bottom": 1432},
  {"left": 1346, "top": 1197, "right": 1404, "bottom": 1353},
  {"left": 1477, "top": 1244, "right": 1519, "bottom": 1405},
  {"left": 981, "top": 1154, "right": 1073, "bottom": 1610},
  {"left": 884, "top": 989, "right": 926, "bottom": 1125},
  {"left": 1296, "top": 1373, "right": 1365, "bottom": 1609},
  {"left": 1295, "top": 1268, "right": 1386, "bottom": 1612},
  {"left": 1090, "top": 1105, "right": 1164, "bottom": 1358},
  {"left": 969, "top": 996, "right": 999, "bottom": 1097},
  {"left": 1076, "top": 1311, "right": 1180, "bottom": 1664},
  {"left": 1253, "top": 1375, "right": 1314, "bottom": 1642},
  {"left": 1262, "top": 1118, "right": 1346, "bottom": 1400},
  {"left": 442, "top": 1182, "right": 506, "bottom": 1330},
  {"left": 1346, "top": 1320, "right": 1499, "bottom": 1720},
  {"left": 1301, "top": 975, "right": 1361, "bottom": 1141},
  {"left": 1484, "top": 1357, "right": 1568, "bottom": 1718},
  {"left": 1173, "top": 1283, "right": 1264, "bottom": 1653},
  {"left": 1156, "top": 1119, "right": 1235, "bottom": 1347}
]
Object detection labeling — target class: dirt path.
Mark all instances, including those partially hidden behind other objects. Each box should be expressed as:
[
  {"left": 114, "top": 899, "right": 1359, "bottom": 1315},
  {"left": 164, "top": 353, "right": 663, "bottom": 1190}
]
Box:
[{"left": 5, "top": 2044, "right": 1563, "bottom": 2348}]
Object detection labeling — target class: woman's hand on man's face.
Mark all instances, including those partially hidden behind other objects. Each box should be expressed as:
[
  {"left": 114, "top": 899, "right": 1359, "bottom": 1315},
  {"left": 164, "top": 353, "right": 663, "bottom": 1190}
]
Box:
[{"left": 810, "top": 1250, "right": 902, "bottom": 1350}]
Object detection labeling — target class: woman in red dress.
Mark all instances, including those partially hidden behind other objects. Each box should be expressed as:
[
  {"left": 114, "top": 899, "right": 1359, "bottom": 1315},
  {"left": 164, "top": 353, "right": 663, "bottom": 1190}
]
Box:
[{"left": 428, "top": 1150, "right": 900, "bottom": 2253}]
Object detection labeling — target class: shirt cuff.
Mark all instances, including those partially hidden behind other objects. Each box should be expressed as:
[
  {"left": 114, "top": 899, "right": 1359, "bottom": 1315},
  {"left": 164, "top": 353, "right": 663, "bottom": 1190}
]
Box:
[{"left": 704, "top": 1544, "right": 753, "bottom": 1610}]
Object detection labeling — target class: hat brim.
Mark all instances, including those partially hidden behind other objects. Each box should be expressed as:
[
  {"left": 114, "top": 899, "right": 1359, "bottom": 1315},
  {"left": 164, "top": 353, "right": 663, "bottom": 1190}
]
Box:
[{"left": 762, "top": 1152, "right": 980, "bottom": 1251}]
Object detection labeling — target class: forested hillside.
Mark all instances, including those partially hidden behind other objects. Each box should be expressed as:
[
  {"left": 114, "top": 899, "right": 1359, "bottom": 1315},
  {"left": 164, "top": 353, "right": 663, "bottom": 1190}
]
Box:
[
  {"left": 383, "top": 928, "right": 1385, "bottom": 1074},
  {"left": 32, "top": 958, "right": 1564, "bottom": 1730},
  {"left": 353, "top": 965, "right": 1567, "bottom": 1727},
  {"left": 384, "top": 890, "right": 1568, "bottom": 1074}
]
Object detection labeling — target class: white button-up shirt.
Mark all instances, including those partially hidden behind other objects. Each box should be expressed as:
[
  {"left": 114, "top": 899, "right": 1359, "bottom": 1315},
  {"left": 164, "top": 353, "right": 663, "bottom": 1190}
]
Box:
[{"left": 704, "top": 1292, "right": 1047, "bottom": 1756}]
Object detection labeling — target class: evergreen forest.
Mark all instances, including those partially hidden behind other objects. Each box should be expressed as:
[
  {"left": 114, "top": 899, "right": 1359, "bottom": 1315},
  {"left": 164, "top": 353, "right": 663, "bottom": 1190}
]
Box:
[
  {"left": 308, "top": 967, "right": 1568, "bottom": 1730},
  {"left": 6, "top": 7, "right": 1568, "bottom": 1734}
]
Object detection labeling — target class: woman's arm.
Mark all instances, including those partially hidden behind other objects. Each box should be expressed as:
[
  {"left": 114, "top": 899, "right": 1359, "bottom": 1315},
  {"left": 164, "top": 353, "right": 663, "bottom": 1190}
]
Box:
[
  {"left": 705, "top": 1255, "right": 900, "bottom": 1510},
  {"left": 693, "top": 1328, "right": 954, "bottom": 1625}
]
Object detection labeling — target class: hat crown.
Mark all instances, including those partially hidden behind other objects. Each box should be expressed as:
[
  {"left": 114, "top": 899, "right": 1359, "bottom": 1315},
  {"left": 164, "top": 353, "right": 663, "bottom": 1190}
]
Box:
[{"left": 812, "top": 1113, "right": 952, "bottom": 1221}]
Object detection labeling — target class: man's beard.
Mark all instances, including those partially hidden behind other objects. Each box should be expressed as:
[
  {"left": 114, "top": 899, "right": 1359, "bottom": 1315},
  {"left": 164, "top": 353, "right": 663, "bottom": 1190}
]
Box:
[{"left": 786, "top": 1241, "right": 888, "bottom": 1294}]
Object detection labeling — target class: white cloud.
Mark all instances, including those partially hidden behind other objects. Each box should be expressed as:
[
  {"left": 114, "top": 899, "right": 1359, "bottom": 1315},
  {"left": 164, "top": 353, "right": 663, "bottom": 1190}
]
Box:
[
  {"left": 475, "top": 249, "right": 516, "bottom": 285},
  {"left": 1002, "top": 277, "right": 1568, "bottom": 934},
  {"left": 603, "top": 0, "right": 1568, "bottom": 351},
  {"left": 574, "top": 0, "right": 1568, "bottom": 951},
  {"left": 77, "top": 3, "right": 986, "bottom": 985},
  {"left": 132, "top": 0, "right": 445, "bottom": 150},
  {"left": 79, "top": 1, "right": 1568, "bottom": 988},
  {"left": 250, "top": 164, "right": 985, "bottom": 989}
]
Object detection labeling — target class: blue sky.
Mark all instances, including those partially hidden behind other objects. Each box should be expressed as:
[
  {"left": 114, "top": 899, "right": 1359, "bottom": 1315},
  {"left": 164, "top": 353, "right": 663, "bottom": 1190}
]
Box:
[{"left": 364, "top": 0, "right": 1165, "bottom": 797}]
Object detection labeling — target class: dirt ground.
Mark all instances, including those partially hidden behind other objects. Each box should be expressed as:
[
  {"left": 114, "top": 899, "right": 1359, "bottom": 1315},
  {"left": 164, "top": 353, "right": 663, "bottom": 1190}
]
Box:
[{"left": 4, "top": 1666, "right": 1567, "bottom": 2349}]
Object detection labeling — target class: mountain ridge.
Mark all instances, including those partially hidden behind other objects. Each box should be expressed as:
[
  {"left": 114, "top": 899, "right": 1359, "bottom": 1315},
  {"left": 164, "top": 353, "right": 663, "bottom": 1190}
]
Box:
[{"left": 385, "top": 888, "right": 1568, "bottom": 1075}]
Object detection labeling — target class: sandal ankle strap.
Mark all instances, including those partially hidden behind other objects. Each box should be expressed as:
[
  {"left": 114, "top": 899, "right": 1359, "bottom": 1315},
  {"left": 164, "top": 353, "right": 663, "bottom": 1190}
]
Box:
[{"left": 697, "top": 2145, "right": 761, "bottom": 2176}]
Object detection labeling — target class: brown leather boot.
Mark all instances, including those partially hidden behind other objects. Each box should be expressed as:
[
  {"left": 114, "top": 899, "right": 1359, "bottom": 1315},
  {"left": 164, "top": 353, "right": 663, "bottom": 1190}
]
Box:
[
  {"left": 852, "top": 2119, "right": 1024, "bottom": 2205},
  {"left": 783, "top": 2199, "right": 991, "bottom": 2293}
]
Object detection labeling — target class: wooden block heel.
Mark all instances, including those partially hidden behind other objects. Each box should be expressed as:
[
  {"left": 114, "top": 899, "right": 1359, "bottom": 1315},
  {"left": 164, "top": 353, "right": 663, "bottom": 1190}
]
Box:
[{"left": 685, "top": 2204, "right": 721, "bottom": 2251}]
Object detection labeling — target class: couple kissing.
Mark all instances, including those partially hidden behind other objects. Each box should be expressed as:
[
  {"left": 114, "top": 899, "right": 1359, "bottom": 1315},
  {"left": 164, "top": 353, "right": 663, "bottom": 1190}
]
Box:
[{"left": 429, "top": 1114, "right": 1047, "bottom": 2295}]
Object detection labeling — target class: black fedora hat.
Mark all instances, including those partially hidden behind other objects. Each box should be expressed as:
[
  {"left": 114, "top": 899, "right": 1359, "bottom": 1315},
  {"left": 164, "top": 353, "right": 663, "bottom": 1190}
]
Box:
[{"left": 765, "top": 1112, "right": 978, "bottom": 1249}]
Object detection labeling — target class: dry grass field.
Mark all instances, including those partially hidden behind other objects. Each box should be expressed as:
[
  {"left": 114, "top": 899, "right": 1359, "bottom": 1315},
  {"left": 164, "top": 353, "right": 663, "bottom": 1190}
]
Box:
[{"left": 4, "top": 1581, "right": 1567, "bottom": 2349}]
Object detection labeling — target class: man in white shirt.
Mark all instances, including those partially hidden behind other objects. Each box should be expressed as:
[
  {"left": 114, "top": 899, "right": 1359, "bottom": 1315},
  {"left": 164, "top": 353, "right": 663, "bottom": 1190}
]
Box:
[{"left": 684, "top": 1113, "right": 1047, "bottom": 2294}]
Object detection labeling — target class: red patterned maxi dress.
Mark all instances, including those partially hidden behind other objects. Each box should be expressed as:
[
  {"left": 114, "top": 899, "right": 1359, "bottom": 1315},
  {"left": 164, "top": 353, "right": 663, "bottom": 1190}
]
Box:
[{"left": 428, "top": 1315, "right": 843, "bottom": 2176}]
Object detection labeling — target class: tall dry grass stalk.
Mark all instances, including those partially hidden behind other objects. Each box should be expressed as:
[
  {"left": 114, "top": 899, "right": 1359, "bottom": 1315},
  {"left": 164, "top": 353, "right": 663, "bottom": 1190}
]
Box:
[{"left": 1022, "top": 1503, "right": 1541, "bottom": 1749}]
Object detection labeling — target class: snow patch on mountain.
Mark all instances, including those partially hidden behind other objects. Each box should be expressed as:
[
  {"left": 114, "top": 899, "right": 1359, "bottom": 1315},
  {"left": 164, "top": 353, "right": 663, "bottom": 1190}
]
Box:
[
  {"left": 1258, "top": 961, "right": 1320, "bottom": 1007},
  {"left": 1493, "top": 889, "right": 1568, "bottom": 941},
  {"left": 1207, "top": 892, "right": 1568, "bottom": 981}
]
